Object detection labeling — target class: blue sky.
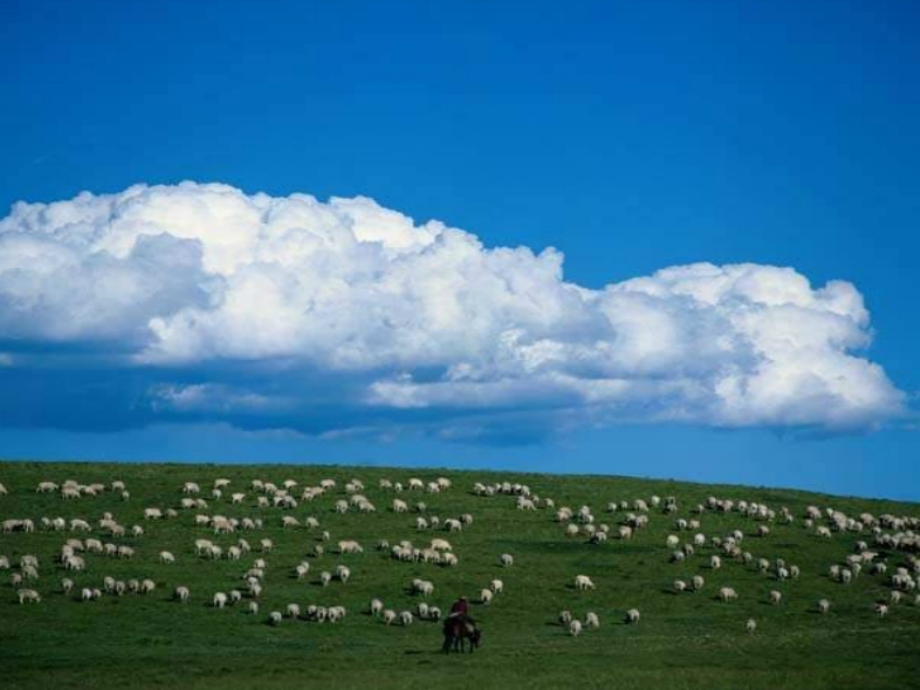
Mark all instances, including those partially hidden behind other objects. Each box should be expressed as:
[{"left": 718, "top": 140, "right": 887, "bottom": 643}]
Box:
[{"left": 0, "top": 0, "right": 918, "bottom": 499}]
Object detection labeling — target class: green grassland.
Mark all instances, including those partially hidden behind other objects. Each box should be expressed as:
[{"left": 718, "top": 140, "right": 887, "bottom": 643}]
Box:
[{"left": 0, "top": 460, "right": 918, "bottom": 690}]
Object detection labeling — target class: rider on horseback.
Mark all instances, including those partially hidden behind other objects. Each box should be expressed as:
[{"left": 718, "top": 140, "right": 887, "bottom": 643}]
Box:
[{"left": 447, "top": 596, "right": 474, "bottom": 628}]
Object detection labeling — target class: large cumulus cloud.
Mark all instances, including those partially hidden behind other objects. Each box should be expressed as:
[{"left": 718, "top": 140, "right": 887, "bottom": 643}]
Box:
[{"left": 0, "top": 182, "right": 905, "bottom": 439}]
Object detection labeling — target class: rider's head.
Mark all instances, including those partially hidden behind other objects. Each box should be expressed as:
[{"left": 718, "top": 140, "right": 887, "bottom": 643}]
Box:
[{"left": 459, "top": 595, "right": 467, "bottom": 601}]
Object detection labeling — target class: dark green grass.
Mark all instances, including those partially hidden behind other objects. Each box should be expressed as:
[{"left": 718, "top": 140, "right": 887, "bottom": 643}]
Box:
[{"left": 0, "top": 460, "right": 918, "bottom": 690}]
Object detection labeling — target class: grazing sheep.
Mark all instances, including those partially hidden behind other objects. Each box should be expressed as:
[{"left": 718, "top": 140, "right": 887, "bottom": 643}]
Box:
[
  {"left": 875, "top": 603, "right": 889, "bottom": 617},
  {"left": 61, "top": 578, "right": 74, "bottom": 594},
  {"left": 174, "top": 586, "right": 190, "bottom": 602},
  {"left": 746, "top": 618, "right": 757, "bottom": 633},
  {"left": 159, "top": 551, "right": 175, "bottom": 564},
  {"left": 890, "top": 590, "right": 902, "bottom": 605},
  {"left": 260, "top": 538, "right": 273, "bottom": 553},
  {"left": 500, "top": 553, "right": 514, "bottom": 567},
  {"left": 370, "top": 598, "right": 384, "bottom": 616},
  {"left": 692, "top": 575, "right": 705, "bottom": 592},
  {"left": 140, "top": 579, "right": 156, "bottom": 594},
  {"left": 320, "top": 571, "right": 332, "bottom": 587},
  {"left": 269, "top": 611, "right": 283, "bottom": 626},
  {"left": 718, "top": 587, "right": 738, "bottom": 602},
  {"left": 817, "top": 598, "right": 831, "bottom": 614},
  {"left": 480, "top": 588, "right": 493, "bottom": 605},
  {"left": 412, "top": 578, "right": 434, "bottom": 597},
  {"left": 625, "top": 608, "right": 641, "bottom": 624},
  {"left": 338, "top": 540, "right": 364, "bottom": 555},
  {"left": 383, "top": 609, "right": 397, "bottom": 625},
  {"left": 769, "top": 590, "right": 782, "bottom": 605},
  {"left": 286, "top": 603, "right": 301, "bottom": 618},
  {"left": 400, "top": 610, "right": 414, "bottom": 626},
  {"left": 229, "top": 590, "right": 243, "bottom": 604},
  {"left": 490, "top": 579, "right": 504, "bottom": 594},
  {"left": 710, "top": 555, "right": 722, "bottom": 570},
  {"left": 248, "top": 601, "right": 259, "bottom": 615},
  {"left": 213, "top": 592, "right": 229, "bottom": 608},
  {"left": 673, "top": 579, "right": 687, "bottom": 593},
  {"left": 336, "top": 565, "right": 351, "bottom": 584},
  {"left": 585, "top": 611, "right": 600, "bottom": 628},
  {"left": 569, "top": 619, "right": 583, "bottom": 636},
  {"left": 574, "top": 574, "right": 595, "bottom": 591},
  {"left": 18, "top": 589, "right": 41, "bottom": 604}
]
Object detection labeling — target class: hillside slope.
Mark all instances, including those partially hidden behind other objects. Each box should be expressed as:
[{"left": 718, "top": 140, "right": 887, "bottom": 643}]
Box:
[{"left": 1, "top": 460, "right": 918, "bottom": 690}]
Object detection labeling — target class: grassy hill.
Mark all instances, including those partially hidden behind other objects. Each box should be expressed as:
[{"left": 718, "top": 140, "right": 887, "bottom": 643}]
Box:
[{"left": 1, "top": 460, "right": 918, "bottom": 690}]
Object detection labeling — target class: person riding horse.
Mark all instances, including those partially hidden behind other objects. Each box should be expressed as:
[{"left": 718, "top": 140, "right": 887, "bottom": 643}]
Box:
[{"left": 443, "top": 596, "right": 481, "bottom": 653}]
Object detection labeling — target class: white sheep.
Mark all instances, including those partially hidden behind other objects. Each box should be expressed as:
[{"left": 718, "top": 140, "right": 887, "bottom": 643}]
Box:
[
  {"left": 500, "top": 553, "right": 514, "bottom": 567},
  {"left": 18, "top": 588, "right": 41, "bottom": 604},
  {"left": 574, "top": 574, "right": 595, "bottom": 590},
  {"left": 625, "top": 608, "right": 640, "bottom": 624},
  {"left": 400, "top": 610, "right": 414, "bottom": 626},
  {"left": 269, "top": 611, "right": 283, "bottom": 626},
  {"left": 875, "top": 603, "right": 889, "bottom": 617},
  {"left": 174, "top": 586, "right": 190, "bottom": 602},
  {"left": 370, "top": 598, "right": 384, "bottom": 616},
  {"left": 286, "top": 603, "right": 301, "bottom": 618},
  {"left": 585, "top": 611, "right": 600, "bottom": 628},
  {"left": 480, "top": 588, "right": 493, "bottom": 605},
  {"left": 569, "top": 619, "right": 583, "bottom": 636},
  {"left": 673, "top": 579, "right": 687, "bottom": 593},
  {"left": 336, "top": 565, "right": 351, "bottom": 584},
  {"left": 159, "top": 551, "right": 175, "bottom": 564},
  {"left": 213, "top": 592, "right": 229, "bottom": 608},
  {"left": 692, "top": 575, "right": 705, "bottom": 591},
  {"left": 490, "top": 579, "right": 504, "bottom": 594},
  {"left": 383, "top": 609, "right": 397, "bottom": 625},
  {"left": 248, "top": 601, "right": 259, "bottom": 615},
  {"left": 746, "top": 618, "right": 757, "bottom": 633},
  {"left": 320, "top": 571, "right": 332, "bottom": 587},
  {"left": 769, "top": 590, "right": 782, "bottom": 605},
  {"left": 718, "top": 587, "right": 738, "bottom": 602}
]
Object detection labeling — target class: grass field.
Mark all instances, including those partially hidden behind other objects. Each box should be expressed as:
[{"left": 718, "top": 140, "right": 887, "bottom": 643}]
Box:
[{"left": 1, "top": 460, "right": 918, "bottom": 690}]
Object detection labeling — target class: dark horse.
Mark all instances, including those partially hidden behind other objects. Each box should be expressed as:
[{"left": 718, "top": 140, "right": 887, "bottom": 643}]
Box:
[{"left": 442, "top": 616, "right": 482, "bottom": 653}]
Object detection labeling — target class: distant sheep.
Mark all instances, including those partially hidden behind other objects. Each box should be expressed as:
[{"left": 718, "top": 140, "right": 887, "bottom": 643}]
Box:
[
  {"left": 718, "top": 587, "right": 738, "bottom": 602},
  {"left": 17, "top": 589, "right": 41, "bottom": 604},
  {"left": 625, "top": 608, "right": 640, "bottom": 624},
  {"left": 569, "top": 619, "right": 582, "bottom": 636},
  {"left": 574, "top": 574, "right": 595, "bottom": 591},
  {"left": 500, "top": 553, "right": 514, "bottom": 567},
  {"left": 585, "top": 611, "right": 600, "bottom": 628}
]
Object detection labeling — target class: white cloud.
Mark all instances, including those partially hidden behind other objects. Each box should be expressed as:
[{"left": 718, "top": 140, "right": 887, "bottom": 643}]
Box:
[{"left": 0, "top": 181, "right": 906, "bottom": 436}]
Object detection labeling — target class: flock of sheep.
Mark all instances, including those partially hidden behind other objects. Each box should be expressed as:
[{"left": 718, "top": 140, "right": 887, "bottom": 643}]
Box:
[{"left": 2, "top": 472, "right": 919, "bottom": 642}]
